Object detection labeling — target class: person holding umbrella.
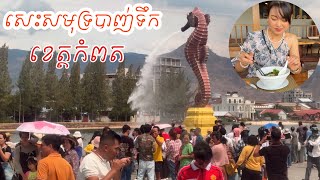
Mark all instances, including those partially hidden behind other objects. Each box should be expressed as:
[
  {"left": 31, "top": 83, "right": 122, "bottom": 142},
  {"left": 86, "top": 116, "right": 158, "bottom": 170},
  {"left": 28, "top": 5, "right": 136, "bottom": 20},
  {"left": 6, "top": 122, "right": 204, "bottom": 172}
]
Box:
[{"left": 13, "top": 132, "right": 39, "bottom": 180}]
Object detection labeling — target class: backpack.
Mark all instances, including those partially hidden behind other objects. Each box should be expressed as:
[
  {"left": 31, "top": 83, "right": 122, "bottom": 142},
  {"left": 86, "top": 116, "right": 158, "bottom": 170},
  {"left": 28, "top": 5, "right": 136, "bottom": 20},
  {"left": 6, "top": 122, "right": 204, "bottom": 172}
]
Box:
[{"left": 234, "top": 140, "right": 245, "bottom": 162}]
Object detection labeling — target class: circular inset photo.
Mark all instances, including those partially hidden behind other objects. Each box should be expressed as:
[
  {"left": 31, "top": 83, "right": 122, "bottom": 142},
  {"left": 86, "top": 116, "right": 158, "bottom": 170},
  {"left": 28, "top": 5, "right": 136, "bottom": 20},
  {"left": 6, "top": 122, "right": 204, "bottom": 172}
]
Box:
[{"left": 229, "top": 1, "right": 319, "bottom": 92}]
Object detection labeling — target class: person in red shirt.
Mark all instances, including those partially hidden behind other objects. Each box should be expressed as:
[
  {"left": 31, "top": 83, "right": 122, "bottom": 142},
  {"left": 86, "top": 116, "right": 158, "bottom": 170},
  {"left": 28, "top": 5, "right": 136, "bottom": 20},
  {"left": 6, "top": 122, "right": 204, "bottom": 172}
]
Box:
[
  {"left": 177, "top": 141, "right": 224, "bottom": 180},
  {"left": 161, "top": 129, "right": 170, "bottom": 141}
]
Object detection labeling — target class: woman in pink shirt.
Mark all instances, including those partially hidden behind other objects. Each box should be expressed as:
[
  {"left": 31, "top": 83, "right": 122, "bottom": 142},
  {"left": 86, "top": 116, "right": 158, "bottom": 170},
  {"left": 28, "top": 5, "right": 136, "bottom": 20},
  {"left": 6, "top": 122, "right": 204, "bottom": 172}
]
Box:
[
  {"left": 233, "top": 128, "right": 241, "bottom": 147},
  {"left": 211, "top": 132, "right": 229, "bottom": 179}
]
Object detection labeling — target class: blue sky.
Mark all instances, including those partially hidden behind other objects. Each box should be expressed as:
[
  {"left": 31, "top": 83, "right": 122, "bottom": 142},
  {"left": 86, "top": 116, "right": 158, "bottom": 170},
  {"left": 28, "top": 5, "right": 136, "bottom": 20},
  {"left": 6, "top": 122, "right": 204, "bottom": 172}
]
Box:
[{"left": 0, "top": 0, "right": 319, "bottom": 57}]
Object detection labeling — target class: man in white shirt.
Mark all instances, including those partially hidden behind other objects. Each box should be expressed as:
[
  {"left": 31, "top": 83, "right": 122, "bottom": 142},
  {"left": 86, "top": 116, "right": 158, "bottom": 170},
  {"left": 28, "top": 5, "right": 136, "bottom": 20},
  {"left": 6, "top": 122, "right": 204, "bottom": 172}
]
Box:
[
  {"left": 304, "top": 125, "right": 320, "bottom": 180},
  {"left": 80, "top": 130, "right": 131, "bottom": 180}
]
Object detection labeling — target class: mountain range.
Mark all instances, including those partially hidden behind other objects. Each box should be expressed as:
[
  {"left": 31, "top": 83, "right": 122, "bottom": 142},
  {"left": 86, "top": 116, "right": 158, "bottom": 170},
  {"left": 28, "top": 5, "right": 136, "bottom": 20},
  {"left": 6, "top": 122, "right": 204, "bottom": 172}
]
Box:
[
  {"left": 7, "top": 49, "right": 146, "bottom": 84},
  {"left": 7, "top": 47, "right": 320, "bottom": 101},
  {"left": 160, "top": 44, "right": 320, "bottom": 102}
]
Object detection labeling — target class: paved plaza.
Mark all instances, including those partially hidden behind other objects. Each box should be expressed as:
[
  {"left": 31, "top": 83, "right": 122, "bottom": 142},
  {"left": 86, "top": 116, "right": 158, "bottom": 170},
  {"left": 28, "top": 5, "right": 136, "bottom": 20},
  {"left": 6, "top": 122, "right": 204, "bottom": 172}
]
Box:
[{"left": 289, "top": 162, "right": 318, "bottom": 180}]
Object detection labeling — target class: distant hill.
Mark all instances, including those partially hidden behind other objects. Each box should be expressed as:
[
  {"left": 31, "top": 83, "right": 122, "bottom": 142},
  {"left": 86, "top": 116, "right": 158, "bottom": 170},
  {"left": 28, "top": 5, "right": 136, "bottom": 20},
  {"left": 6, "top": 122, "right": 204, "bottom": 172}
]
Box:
[
  {"left": 160, "top": 44, "right": 282, "bottom": 102},
  {"left": 7, "top": 48, "right": 320, "bottom": 101},
  {"left": 8, "top": 49, "right": 146, "bottom": 85},
  {"left": 301, "top": 65, "right": 320, "bottom": 101},
  {"left": 160, "top": 44, "right": 320, "bottom": 102}
]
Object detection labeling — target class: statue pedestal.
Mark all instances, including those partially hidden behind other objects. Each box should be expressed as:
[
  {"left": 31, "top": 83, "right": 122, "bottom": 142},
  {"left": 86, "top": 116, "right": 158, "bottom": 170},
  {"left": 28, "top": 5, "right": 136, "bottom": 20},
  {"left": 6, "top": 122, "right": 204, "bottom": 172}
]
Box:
[{"left": 183, "top": 107, "right": 217, "bottom": 137}]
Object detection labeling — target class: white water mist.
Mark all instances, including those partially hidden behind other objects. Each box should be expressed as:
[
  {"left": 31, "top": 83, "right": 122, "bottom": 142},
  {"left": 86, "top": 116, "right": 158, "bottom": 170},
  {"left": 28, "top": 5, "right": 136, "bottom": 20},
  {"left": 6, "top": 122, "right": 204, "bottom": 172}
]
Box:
[{"left": 128, "top": 31, "right": 181, "bottom": 122}]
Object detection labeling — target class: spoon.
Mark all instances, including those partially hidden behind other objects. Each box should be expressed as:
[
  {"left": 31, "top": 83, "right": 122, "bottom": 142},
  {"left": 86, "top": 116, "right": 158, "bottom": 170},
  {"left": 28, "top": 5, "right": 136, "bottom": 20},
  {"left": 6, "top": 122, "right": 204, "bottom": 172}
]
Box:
[
  {"left": 249, "top": 83, "right": 257, "bottom": 89},
  {"left": 278, "top": 60, "right": 288, "bottom": 76}
]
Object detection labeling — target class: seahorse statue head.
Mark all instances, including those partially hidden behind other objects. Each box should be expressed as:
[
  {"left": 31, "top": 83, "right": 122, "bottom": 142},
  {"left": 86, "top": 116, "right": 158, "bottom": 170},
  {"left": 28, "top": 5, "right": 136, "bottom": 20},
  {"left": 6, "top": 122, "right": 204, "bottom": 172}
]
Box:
[{"left": 181, "top": 7, "right": 210, "bottom": 32}]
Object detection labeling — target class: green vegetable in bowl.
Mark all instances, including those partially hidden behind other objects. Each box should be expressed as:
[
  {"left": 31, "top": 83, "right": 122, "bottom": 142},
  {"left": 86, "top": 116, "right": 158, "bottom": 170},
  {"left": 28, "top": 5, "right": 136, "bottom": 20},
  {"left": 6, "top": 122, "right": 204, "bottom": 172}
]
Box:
[{"left": 265, "top": 69, "right": 279, "bottom": 76}]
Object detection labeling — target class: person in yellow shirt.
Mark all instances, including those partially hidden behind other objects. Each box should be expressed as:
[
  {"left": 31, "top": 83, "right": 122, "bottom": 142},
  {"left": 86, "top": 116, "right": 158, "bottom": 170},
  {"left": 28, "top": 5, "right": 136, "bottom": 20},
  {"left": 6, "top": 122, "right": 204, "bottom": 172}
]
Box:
[
  {"left": 37, "top": 134, "right": 75, "bottom": 180},
  {"left": 235, "top": 135, "right": 265, "bottom": 180},
  {"left": 151, "top": 126, "right": 165, "bottom": 180}
]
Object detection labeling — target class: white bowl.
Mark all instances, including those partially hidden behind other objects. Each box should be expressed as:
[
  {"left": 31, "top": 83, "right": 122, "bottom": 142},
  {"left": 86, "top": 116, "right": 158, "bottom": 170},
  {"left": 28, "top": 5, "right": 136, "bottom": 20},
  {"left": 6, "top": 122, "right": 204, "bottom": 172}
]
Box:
[{"left": 256, "top": 66, "right": 290, "bottom": 89}]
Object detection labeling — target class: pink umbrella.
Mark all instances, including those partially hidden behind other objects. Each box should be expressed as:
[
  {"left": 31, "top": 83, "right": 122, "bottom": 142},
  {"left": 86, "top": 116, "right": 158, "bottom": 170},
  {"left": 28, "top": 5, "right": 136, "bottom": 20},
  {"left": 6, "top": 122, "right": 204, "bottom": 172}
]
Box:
[{"left": 16, "top": 121, "right": 70, "bottom": 135}]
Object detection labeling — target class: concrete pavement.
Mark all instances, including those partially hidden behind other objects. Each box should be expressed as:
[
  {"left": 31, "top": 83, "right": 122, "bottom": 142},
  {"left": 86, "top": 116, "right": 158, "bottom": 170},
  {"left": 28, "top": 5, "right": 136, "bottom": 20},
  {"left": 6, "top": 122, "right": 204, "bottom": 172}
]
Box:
[{"left": 288, "top": 162, "right": 318, "bottom": 180}]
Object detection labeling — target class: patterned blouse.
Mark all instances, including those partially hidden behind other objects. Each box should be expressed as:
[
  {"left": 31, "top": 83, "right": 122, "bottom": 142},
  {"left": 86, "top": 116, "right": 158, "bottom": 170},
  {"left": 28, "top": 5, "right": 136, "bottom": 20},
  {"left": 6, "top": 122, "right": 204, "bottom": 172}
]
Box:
[
  {"left": 232, "top": 30, "right": 289, "bottom": 77},
  {"left": 64, "top": 149, "right": 80, "bottom": 179}
]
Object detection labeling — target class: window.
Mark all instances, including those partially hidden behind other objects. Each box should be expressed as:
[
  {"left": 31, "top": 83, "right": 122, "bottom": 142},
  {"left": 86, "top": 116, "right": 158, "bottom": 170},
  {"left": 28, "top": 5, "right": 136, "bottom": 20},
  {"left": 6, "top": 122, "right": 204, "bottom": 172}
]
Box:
[
  {"left": 232, "top": 106, "right": 235, "bottom": 111},
  {"left": 217, "top": 106, "right": 219, "bottom": 111},
  {"left": 240, "top": 106, "right": 242, "bottom": 111},
  {"left": 177, "top": 60, "right": 181, "bottom": 66},
  {"left": 229, "top": 99, "right": 231, "bottom": 103},
  {"left": 239, "top": 99, "right": 241, "bottom": 103},
  {"left": 161, "top": 59, "right": 165, "bottom": 65},
  {"left": 166, "top": 58, "right": 170, "bottom": 65},
  {"left": 228, "top": 106, "right": 230, "bottom": 111},
  {"left": 234, "top": 99, "right": 236, "bottom": 103}
]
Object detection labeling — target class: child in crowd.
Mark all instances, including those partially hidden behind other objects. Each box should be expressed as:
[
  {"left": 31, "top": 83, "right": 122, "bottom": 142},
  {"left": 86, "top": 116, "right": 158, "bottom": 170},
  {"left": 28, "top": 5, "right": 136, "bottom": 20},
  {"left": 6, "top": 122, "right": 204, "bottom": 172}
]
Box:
[{"left": 25, "top": 157, "right": 37, "bottom": 180}]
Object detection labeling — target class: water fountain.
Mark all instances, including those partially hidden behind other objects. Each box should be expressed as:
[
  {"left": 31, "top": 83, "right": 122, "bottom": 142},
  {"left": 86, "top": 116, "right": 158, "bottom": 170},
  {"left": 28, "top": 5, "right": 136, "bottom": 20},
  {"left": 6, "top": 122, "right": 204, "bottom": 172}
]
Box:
[
  {"left": 181, "top": 7, "right": 217, "bottom": 136},
  {"left": 128, "top": 31, "right": 180, "bottom": 123}
]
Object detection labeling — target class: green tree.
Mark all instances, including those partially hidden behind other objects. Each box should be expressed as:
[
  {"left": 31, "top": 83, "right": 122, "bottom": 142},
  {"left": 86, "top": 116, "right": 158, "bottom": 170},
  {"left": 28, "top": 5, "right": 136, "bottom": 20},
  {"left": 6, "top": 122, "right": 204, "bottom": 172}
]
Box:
[
  {"left": 0, "top": 44, "right": 12, "bottom": 120},
  {"left": 135, "top": 65, "right": 141, "bottom": 77},
  {"left": 82, "top": 62, "right": 109, "bottom": 121},
  {"left": 17, "top": 52, "right": 34, "bottom": 121},
  {"left": 70, "top": 61, "right": 82, "bottom": 120},
  {"left": 31, "top": 53, "right": 46, "bottom": 120},
  {"left": 7, "top": 93, "right": 20, "bottom": 122},
  {"left": 110, "top": 62, "right": 137, "bottom": 121},
  {"left": 44, "top": 53, "right": 59, "bottom": 121},
  {"left": 123, "top": 64, "right": 138, "bottom": 121},
  {"left": 274, "top": 104, "right": 293, "bottom": 113},
  {"left": 56, "top": 68, "right": 72, "bottom": 121},
  {"left": 109, "top": 62, "right": 125, "bottom": 121},
  {"left": 156, "top": 68, "right": 192, "bottom": 121}
]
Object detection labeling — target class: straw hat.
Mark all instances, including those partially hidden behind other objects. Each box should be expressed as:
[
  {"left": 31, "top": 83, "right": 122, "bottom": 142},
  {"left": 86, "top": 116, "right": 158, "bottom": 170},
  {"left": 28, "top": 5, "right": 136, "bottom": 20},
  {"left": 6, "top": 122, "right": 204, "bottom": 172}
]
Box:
[
  {"left": 62, "top": 135, "right": 78, "bottom": 147},
  {"left": 73, "top": 131, "right": 82, "bottom": 138}
]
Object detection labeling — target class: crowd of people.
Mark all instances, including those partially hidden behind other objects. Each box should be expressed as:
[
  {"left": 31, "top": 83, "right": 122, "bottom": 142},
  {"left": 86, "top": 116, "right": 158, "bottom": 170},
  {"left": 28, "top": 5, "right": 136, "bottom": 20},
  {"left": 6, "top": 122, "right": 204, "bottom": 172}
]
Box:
[{"left": 0, "top": 120, "right": 320, "bottom": 180}]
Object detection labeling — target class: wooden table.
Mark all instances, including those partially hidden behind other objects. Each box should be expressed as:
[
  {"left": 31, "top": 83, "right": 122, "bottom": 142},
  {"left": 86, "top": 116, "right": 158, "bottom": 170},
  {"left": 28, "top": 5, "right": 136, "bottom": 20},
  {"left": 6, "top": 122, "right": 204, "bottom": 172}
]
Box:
[{"left": 298, "top": 38, "right": 320, "bottom": 45}]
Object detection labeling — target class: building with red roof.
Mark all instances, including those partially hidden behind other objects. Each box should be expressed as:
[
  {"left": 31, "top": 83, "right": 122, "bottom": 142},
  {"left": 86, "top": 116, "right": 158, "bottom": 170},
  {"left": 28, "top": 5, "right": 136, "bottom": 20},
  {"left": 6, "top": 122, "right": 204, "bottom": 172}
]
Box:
[{"left": 290, "top": 110, "right": 320, "bottom": 121}]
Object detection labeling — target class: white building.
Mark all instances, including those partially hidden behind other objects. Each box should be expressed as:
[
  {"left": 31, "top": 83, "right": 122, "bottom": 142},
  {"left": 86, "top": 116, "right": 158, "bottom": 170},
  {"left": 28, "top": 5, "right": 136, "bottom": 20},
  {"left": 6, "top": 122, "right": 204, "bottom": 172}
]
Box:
[
  {"left": 212, "top": 92, "right": 255, "bottom": 120},
  {"left": 153, "top": 57, "right": 184, "bottom": 93},
  {"left": 282, "top": 88, "right": 313, "bottom": 103},
  {"left": 260, "top": 109, "right": 287, "bottom": 120}
]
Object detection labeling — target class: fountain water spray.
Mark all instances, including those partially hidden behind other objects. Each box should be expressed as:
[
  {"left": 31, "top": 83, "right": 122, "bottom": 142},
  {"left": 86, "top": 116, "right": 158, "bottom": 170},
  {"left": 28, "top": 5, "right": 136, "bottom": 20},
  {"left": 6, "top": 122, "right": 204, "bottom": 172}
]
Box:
[{"left": 128, "top": 31, "right": 181, "bottom": 122}]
